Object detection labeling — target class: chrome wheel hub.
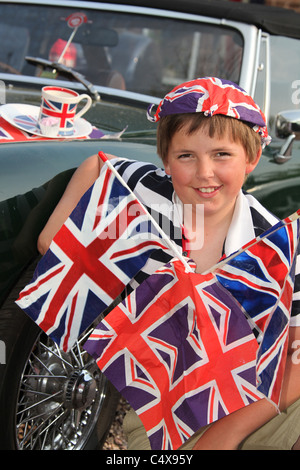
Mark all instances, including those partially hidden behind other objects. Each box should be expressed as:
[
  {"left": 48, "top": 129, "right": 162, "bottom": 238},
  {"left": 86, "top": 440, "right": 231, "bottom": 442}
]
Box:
[{"left": 64, "top": 369, "right": 98, "bottom": 410}]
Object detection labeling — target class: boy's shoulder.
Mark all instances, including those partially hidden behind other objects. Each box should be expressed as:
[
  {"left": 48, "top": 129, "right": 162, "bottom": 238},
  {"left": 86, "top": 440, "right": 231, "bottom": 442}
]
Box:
[
  {"left": 113, "top": 158, "right": 173, "bottom": 198},
  {"left": 113, "top": 157, "right": 165, "bottom": 177}
]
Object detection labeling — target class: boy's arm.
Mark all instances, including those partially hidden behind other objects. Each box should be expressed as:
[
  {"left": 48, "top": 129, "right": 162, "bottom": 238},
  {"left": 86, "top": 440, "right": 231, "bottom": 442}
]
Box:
[
  {"left": 37, "top": 153, "right": 117, "bottom": 254},
  {"left": 192, "top": 326, "right": 300, "bottom": 450}
]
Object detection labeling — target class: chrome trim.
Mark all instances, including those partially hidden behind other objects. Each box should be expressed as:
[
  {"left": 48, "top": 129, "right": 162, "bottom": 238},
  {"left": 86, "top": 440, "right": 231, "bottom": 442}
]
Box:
[
  {"left": 262, "top": 33, "right": 271, "bottom": 124},
  {"left": 249, "top": 28, "right": 262, "bottom": 98},
  {"left": 0, "top": 74, "right": 161, "bottom": 106}
]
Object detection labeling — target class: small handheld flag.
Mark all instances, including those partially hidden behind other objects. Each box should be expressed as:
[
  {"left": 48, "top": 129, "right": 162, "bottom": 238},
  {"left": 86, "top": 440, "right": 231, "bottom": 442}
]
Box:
[{"left": 16, "top": 153, "right": 180, "bottom": 351}]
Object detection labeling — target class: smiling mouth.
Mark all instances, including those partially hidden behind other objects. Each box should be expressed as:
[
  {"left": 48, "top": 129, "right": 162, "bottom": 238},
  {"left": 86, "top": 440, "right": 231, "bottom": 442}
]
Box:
[{"left": 196, "top": 186, "right": 221, "bottom": 194}]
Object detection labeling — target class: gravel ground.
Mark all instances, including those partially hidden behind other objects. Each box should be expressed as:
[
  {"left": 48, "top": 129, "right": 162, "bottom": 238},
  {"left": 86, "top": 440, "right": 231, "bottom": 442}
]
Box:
[{"left": 102, "top": 397, "right": 131, "bottom": 450}]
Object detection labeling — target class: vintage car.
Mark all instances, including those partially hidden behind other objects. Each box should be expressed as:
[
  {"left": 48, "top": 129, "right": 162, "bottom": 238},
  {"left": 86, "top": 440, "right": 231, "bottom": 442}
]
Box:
[{"left": 0, "top": 0, "right": 300, "bottom": 450}]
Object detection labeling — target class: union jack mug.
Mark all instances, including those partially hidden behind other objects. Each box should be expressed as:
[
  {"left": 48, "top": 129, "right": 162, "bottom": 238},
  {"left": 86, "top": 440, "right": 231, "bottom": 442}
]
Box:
[{"left": 38, "top": 86, "right": 92, "bottom": 136}]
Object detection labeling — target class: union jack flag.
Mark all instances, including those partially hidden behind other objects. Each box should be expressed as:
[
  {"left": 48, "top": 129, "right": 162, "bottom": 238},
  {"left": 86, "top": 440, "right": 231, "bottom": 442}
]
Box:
[
  {"left": 0, "top": 123, "right": 14, "bottom": 140},
  {"left": 84, "top": 209, "right": 300, "bottom": 450},
  {"left": 41, "top": 98, "right": 76, "bottom": 133},
  {"left": 147, "top": 77, "right": 270, "bottom": 146},
  {"left": 13, "top": 114, "right": 40, "bottom": 133},
  {"left": 0, "top": 116, "right": 125, "bottom": 143},
  {"left": 16, "top": 164, "right": 170, "bottom": 352},
  {"left": 215, "top": 209, "right": 300, "bottom": 404}
]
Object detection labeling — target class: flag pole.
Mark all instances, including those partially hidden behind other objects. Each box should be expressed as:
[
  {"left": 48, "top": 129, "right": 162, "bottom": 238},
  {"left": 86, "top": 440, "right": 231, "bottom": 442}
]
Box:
[{"left": 98, "top": 152, "right": 194, "bottom": 272}]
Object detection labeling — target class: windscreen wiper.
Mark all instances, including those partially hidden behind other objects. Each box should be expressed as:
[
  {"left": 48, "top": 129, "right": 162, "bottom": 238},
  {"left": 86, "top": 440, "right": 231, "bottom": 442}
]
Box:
[{"left": 25, "top": 56, "right": 100, "bottom": 102}]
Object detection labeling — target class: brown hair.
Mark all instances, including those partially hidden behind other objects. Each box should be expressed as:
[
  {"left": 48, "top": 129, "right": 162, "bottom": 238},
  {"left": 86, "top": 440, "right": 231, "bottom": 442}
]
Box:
[{"left": 157, "top": 113, "right": 261, "bottom": 163}]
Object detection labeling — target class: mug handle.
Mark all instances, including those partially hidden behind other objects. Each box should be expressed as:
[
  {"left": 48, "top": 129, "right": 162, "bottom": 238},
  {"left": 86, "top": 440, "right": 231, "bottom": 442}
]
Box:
[{"left": 74, "top": 94, "right": 92, "bottom": 120}]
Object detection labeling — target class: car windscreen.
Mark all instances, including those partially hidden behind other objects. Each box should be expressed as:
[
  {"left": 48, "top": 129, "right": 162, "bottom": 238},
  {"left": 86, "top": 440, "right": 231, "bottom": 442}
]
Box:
[{"left": 0, "top": 3, "right": 244, "bottom": 98}]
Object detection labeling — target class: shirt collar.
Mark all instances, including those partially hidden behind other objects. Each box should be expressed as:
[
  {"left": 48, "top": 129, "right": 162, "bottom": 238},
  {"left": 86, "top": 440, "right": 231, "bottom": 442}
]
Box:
[
  {"left": 224, "top": 190, "right": 255, "bottom": 256},
  {"left": 173, "top": 189, "right": 255, "bottom": 257}
]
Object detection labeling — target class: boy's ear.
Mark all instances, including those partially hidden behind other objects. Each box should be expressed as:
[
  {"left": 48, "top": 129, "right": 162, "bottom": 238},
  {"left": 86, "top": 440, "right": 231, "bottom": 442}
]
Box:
[
  {"left": 164, "top": 159, "right": 171, "bottom": 175},
  {"left": 246, "top": 147, "right": 262, "bottom": 175}
]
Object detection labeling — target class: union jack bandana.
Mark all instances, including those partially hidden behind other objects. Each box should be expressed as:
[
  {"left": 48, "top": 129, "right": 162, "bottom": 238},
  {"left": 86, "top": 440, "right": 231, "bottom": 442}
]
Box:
[{"left": 147, "top": 77, "right": 271, "bottom": 148}]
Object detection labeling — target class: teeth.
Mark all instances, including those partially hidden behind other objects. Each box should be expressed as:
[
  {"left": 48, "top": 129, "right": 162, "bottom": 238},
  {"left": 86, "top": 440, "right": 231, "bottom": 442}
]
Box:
[{"left": 198, "top": 187, "right": 216, "bottom": 193}]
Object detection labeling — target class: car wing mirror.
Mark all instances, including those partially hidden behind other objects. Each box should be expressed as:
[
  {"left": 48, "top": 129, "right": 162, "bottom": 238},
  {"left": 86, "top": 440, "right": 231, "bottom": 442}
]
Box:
[{"left": 274, "top": 110, "right": 300, "bottom": 163}]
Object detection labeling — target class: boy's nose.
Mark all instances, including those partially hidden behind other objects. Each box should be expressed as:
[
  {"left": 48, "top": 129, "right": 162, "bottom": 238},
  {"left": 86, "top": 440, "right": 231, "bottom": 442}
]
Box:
[{"left": 195, "top": 157, "right": 214, "bottom": 179}]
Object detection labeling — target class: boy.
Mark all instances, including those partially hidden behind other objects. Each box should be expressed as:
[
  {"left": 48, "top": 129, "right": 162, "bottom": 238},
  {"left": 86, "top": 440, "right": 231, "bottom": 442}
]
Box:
[{"left": 38, "top": 77, "right": 300, "bottom": 450}]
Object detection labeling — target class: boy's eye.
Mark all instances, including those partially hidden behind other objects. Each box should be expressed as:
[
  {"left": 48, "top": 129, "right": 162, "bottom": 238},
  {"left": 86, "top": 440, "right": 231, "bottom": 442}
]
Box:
[
  {"left": 178, "top": 153, "right": 193, "bottom": 159},
  {"left": 215, "top": 151, "right": 231, "bottom": 158}
]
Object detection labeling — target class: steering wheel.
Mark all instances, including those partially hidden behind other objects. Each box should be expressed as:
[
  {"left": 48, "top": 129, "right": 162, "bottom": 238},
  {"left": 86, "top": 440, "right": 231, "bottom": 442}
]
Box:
[{"left": 0, "top": 61, "right": 21, "bottom": 75}]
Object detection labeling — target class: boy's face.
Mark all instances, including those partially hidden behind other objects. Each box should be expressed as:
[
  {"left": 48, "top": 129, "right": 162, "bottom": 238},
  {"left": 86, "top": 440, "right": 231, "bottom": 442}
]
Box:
[{"left": 164, "top": 124, "right": 260, "bottom": 220}]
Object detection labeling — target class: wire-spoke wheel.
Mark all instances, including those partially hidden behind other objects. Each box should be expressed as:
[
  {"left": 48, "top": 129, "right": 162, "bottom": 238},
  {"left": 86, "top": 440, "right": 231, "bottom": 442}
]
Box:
[
  {"left": 16, "top": 330, "right": 107, "bottom": 450},
  {"left": 0, "top": 261, "right": 119, "bottom": 450}
]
